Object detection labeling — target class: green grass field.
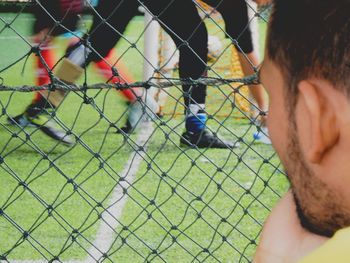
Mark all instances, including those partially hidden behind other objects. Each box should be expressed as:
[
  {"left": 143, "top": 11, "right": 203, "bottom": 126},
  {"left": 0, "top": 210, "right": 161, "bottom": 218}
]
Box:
[{"left": 0, "top": 12, "right": 289, "bottom": 262}]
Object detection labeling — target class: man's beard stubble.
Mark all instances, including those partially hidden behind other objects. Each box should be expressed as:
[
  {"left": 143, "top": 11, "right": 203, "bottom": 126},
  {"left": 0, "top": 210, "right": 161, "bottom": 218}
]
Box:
[{"left": 285, "top": 129, "right": 350, "bottom": 237}]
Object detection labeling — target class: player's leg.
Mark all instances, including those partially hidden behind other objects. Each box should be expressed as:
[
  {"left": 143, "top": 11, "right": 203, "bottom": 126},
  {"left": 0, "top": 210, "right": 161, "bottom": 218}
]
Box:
[
  {"left": 43, "top": 0, "right": 140, "bottom": 118},
  {"left": 65, "top": 0, "right": 139, "bottom": 94},
  {"left": 205, "top": 0, "right": 267, "bottom": 110},
  {"left": 90, "top": 0, "right": 140, "bottom": 103},
  {"left": 204, "top": 0, "right": 270, "bottom": 143},
  {"left": 28, "top": 0, "right": 83, "bottom": 111},
  {"left": 7, "top": 0, "right": 57, "bottom": 127},
  {"left": 94, "top": 49, "right": 136, "bottom": 102},
  {"left": 8, "top": 0, "right": 83, "bottom": 145},
  {"left": 8, "top": 31, "right": 56, "bottom": 127},
  {"left": 144, "top": 0, "right": 236, "bottom": 148},
  {"left": 55, "top": 0, "right": 158, "bottom": 134}
]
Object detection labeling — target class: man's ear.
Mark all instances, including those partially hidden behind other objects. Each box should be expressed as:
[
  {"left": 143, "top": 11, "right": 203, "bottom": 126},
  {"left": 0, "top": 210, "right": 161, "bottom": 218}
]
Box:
[{"left": 297, "top": 80, "right": 339, "bottom": 163}]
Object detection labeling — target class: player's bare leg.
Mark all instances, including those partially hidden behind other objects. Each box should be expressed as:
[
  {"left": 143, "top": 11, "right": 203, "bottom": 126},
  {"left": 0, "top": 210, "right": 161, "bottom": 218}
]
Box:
[
  {"left": 238, "top": 51, "right": 267, "bottom": 115},
  {"left": 238, "top": 51, "right": 271, "bottom": 144}
]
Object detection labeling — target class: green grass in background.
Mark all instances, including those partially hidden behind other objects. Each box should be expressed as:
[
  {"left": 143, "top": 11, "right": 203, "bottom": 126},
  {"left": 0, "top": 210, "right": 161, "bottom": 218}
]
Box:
[{"left": 0, "top": 12, "right": 288, "bottom": 262}]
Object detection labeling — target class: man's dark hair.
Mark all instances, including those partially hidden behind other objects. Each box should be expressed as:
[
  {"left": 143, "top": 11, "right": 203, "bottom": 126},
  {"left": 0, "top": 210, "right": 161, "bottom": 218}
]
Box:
[{"left": 267, "top": 0, "right": 350, "bottom": 107}]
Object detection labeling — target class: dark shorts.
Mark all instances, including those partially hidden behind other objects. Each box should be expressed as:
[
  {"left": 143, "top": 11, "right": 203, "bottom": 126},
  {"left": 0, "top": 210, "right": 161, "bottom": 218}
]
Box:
[{"left": 33, "top": 0, "right": 82, "bottom": 36}]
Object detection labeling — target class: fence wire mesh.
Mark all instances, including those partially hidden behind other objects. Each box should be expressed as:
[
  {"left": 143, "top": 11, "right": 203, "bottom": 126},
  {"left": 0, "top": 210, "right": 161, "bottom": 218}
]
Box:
[{"left": 0, "top": 0, "right": 288, "bottom": 262}]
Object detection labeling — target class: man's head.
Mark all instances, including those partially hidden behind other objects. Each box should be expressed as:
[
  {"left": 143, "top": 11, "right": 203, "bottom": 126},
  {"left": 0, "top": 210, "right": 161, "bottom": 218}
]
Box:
[{"left": 260, "top": 0, "right": 350, "bottom": 236}]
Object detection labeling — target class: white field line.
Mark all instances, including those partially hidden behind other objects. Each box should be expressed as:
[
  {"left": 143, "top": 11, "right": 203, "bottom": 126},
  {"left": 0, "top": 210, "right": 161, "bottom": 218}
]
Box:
[
  {"left": 6, "top": 121, "right": 155, "bottom": 263},
  {"left": 83, "top": 121, "right": 154, "bottom": 263}
]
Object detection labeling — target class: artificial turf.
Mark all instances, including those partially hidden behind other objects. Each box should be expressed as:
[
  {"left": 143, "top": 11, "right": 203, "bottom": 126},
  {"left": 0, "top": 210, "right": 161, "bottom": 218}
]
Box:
[{"left": 0, "top": 11, "right": 288, "bottom": 262}]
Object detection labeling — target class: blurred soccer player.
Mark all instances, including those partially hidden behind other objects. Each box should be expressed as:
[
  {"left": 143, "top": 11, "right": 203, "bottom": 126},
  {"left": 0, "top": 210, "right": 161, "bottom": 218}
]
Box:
[
  {"left": 7, "top": 0, "right": 84, "bottom": 146},
  {"left": 8, "top": 0, "right": 138, "bottom": 145}
]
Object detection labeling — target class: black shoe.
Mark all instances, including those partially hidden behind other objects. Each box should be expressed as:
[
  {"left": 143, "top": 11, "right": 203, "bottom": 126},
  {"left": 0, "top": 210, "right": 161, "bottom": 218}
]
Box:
[
  {"left": 180, "top": 129, "right": 239, "bottom": 149},
  {"left": 26, "top": 109, "right": 75, "bottom": 146},
  {"left": 156, "top": 112, "right": 164, "bottom": 119},
  {"left": 156, "top": 106, "right": 164, "bottom": 119},
  {"left": 7, "top": 114, "right": 35, "bottom": 127},
  {"left": 116, "top": 120, "right": 133, "bottom": 134}
]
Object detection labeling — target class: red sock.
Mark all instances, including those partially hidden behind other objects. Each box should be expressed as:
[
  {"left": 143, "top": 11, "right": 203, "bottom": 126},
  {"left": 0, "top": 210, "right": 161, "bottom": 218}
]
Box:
[
  {"left": 36, "top": 41, "right": 55, "bottom": 86},
  {"left": 95, "top": 49, "right": 137, "bottom": 102},
  {"left": 32, "top": 40, "right": 56, "bottom": 104}
]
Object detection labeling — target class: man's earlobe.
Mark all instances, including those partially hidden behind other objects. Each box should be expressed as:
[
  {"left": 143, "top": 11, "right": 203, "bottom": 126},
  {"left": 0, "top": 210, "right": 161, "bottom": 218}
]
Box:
[{"left": 298, "top": 81, "right": 339, "bottom": 164}]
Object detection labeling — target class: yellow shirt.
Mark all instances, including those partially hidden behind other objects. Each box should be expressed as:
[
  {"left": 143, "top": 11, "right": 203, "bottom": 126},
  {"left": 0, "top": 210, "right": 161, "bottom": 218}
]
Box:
[{"left": 299, "top": 227, "right": 350, "bottom": 263}]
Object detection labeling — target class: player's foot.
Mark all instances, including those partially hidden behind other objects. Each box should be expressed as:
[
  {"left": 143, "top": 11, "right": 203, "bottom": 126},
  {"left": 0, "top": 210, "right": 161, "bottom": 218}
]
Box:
[
  {"left": 253, "top": 126, "right": 271, "bottom": 144},
  {"left": 26, "top": 109, "right": 74, "bottom": 146},
  {"left": 180, "top": 129, "right": 239, "bottom": 149},
  {"left": 116, "top": 95, "right": 159, "bottom": 135},
  {"left": 7, "top": 114, "right": 35, "bottom": 127},
  {"left": 156, "top": 106, "right": 164, "bottom": 119},
  {"left": 116, "top": 120, "right": 133, "bottom": 135}
]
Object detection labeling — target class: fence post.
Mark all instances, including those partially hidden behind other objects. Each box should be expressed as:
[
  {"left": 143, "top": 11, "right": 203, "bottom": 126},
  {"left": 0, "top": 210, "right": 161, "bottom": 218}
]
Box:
[{"left": 143, "top": 9, "right": 160, "bottom": 100}]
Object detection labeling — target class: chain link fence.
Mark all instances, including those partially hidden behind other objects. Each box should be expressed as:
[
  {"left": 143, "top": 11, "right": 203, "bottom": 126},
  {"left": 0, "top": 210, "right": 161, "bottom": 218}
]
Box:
[{"left": 0, "top": 0, "right": 288, "bottom": 262}]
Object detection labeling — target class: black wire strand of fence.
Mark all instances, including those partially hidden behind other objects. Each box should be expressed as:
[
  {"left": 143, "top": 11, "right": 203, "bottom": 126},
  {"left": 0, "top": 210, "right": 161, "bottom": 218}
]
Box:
[{"left": 0, "top": 1, "right": 287, "bottom": 262}]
